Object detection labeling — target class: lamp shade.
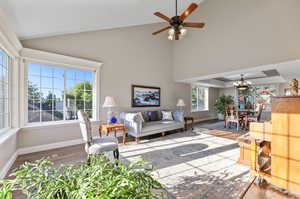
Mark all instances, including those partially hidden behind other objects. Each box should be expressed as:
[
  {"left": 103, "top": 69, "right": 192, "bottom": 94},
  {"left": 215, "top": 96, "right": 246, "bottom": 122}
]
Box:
[
  {"left": 176, "top": 99, "right": 186, "bottom": 107},
  {"left": 102, "top": 96, "right": 117, "bottom": 108}
]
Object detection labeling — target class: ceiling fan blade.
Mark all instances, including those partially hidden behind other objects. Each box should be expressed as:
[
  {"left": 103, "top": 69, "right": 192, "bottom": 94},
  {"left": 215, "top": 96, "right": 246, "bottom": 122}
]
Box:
[
  {"left": 180, "top": 3, "right": 198, "bottom": 21},
  {"left": 183, "top": 22, "right": 205, "bottom": 28},
  {"left": 154, "top": 12, "right": 171, "bottom": 22},
  {"left": 152, "top": 26, "right": 171, "bottom": 35}
]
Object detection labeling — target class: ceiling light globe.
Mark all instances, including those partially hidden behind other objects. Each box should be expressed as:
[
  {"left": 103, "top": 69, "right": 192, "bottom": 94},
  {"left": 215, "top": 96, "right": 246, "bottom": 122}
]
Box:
[
  {"left": 180, "top": 28, "right": 187, "bottom": 36},
  {"left": 168, "top": 28, "right": 175, "bottom": 35}
]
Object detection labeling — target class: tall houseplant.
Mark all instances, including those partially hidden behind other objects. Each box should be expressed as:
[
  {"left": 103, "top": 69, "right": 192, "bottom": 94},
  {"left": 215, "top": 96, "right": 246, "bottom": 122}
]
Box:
[
  {"left": 214, "top": 95, "right": 234, "bottom": 120},
  {"left": 0, "top": 156, "right": 166, "bottom": 199}
]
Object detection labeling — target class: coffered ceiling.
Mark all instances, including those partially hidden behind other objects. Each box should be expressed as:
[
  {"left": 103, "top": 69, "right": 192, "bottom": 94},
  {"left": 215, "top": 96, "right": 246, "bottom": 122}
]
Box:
[
  {"left": 0, "top": 0, "right": 203, "bottom": 40},
  {"left": 185, "top": 60, "right": 300, "bottom": 88}
]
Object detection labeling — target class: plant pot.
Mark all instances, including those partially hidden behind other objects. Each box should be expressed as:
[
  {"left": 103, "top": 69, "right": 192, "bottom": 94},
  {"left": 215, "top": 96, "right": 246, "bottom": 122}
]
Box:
[{"left": 217, "top": 113, "right": 224, "bottom": 120}]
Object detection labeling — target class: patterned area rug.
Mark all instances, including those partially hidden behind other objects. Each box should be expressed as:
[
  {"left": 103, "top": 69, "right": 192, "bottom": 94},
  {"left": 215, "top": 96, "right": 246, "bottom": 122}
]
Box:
[
  {"left": 202, "top": 129, "right": 242, "bottom": 140},
  {"left": 119, "top": 129, "right": 252, "bottom": 199}
]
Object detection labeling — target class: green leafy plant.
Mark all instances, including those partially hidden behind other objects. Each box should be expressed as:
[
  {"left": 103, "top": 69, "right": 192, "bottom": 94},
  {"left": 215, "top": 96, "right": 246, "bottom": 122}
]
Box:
[
  {"left": 0, "top": 156, "right": 166, "bottom": 199},
  {"left": 0, "top": 180, "right": 14, "bottom": 199},
  {"left": 214, "top": 95, "right": 234, "bottom": 115}
]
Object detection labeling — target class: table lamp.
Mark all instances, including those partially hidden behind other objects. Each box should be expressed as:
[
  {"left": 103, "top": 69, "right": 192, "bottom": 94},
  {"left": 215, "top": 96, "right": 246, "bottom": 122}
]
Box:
[
  {"left": 177, "top": 99, "right": 186, "bottom": 115},
  {"left": 102, "top": 96, "right": 117, "bottom": 124}
]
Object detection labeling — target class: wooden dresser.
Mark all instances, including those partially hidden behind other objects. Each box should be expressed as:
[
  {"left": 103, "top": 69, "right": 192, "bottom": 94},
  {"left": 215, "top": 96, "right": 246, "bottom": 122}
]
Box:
[{"left": 239, "top": 96, "right": 300, "bottom": 195}]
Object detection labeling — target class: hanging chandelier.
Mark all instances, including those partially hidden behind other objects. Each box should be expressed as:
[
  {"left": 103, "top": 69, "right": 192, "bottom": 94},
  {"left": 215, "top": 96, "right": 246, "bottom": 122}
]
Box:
[{"left": 233, "top": 74, "right": 252, "bottom": 91}]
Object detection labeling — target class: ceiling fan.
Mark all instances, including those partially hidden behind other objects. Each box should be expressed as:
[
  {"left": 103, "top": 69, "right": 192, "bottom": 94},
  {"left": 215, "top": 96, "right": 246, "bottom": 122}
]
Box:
[{"left": 152, "top": 0, "right": 205, "bottom": 40}]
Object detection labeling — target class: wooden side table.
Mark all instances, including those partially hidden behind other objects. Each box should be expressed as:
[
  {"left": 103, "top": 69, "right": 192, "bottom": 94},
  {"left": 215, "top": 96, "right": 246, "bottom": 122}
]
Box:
[
  {"left": 99, "top": 123, "right": 127, "bottom": 145},
  {"left": 184, "top": 116, "right": 194, "bottom": 131}
]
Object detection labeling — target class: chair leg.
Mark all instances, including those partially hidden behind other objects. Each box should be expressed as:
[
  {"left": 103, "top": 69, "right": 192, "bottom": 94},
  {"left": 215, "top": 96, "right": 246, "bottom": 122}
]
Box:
[
  {"left": 113, "top": 148, "right": 119, "bottom": 160},
  {"left": 87, "top": 155, "right": 91, "bottom": 165}
]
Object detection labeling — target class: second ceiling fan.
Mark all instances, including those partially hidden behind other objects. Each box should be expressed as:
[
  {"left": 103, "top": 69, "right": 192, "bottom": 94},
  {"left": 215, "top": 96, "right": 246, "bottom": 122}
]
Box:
[{"left": 153, "top": 0, "right": 205, "bottom": 40}]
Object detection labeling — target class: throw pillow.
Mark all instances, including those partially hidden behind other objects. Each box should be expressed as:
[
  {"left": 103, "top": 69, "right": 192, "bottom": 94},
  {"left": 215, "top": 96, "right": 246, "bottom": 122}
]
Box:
[
  {"left": 162, "top": 111, "right": 173, "bottom": 120},
  {"left": 148, "top": 111, "right": 159, "bottom": 121},
  {"left": 136, "top": 112, "right": 145, "bottom": 123},
  {"left": 157, "top": 111, "right": 163, "bottom": 120},
  {"left": 141, "top": 112, "right": 150, "bottom": 122}
]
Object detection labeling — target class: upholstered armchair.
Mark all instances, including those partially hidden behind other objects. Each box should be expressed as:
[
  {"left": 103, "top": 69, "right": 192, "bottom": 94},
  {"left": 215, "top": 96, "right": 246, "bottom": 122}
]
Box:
[{"left": 77, "top": 110, "right": 119, "bottom": 160}]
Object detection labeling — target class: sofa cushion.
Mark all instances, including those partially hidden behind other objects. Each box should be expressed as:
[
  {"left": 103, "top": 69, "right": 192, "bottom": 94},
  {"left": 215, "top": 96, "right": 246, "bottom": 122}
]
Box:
[
  {"left": 148, "top": 111, "right": 160, "bottom": 121},
  {"left": 172, "top": 110, "right": 185, "bottom": 122},
  {"left": 162, "top": 111, "right": 173, "bottom": 120},
  {"left": 142, "top": 120, "right": 182, "bottom": 133},
  {"left": 141, "top": 112, "right": 150, "bottom": 122}
]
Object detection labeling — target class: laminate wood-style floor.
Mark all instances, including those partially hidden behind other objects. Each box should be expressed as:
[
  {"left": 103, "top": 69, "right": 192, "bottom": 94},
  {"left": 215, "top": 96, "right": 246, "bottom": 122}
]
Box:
[{"left": 6, "top": 121, "right": 300, "bottom": 199}]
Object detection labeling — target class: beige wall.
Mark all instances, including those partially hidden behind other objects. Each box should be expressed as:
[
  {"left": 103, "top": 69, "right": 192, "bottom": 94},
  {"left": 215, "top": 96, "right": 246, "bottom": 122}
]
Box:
[
  {"left": 218, "top": 88, "right": 236, "bottom": 98},
  {"left": 173, "top": 0, "right": 300, "bottom": 81},
  {"left": 20, "top": 23, "right": 191, "bottom": 148}
]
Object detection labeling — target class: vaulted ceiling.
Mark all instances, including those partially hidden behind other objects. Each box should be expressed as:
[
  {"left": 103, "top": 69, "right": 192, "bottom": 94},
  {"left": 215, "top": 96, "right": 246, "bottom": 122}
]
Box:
[{"left": 0, "top": 0, "right": 203, "bottom": 40}]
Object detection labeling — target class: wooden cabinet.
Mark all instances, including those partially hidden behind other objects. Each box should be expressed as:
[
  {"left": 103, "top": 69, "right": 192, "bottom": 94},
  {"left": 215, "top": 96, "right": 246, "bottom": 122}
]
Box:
[
  {"left": 242, "top": 96, "right": 300, "bottom": 195},
  {"left": 271, "top": 96, "right": 300, "bottom": 193}
]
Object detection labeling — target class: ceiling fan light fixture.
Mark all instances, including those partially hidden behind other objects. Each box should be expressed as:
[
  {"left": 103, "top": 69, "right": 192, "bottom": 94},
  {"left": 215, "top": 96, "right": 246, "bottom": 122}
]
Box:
[
  {"left": 152, "top": 0, "right": 205, "bottom": 40},
  {"left": 168, "top": 34, "right": 174, "bottom": 40},
  {"left": 180, "top": 28, "right": 187, "bottom": 36},
  {"left": 168, "top": 28, "right": 175, "bottom": 35}
]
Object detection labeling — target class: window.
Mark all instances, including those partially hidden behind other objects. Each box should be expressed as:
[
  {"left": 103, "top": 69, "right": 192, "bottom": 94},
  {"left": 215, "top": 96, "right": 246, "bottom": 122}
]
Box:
[
  {"left": 191, "top": 86, "right": 209, "bottom": 112},
  {"left": 0, "top": 48, "right": 10, "bottom": 131},
  {"left": 27, "top": 64, "right": 94, "bottom": 123}
]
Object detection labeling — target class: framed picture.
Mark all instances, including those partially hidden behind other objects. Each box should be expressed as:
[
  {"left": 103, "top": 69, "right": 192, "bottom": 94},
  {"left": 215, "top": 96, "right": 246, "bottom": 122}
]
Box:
[{"left": 131, "top": 85, "right": 160, "bottom": 107}]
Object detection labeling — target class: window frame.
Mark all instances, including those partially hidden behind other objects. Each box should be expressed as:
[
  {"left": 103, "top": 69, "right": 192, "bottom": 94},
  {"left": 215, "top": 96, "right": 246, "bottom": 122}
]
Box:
[
  {"left": 20, "top": 48, "right": 102, "bottom": 127},
  {"left": 0, "top": 46, "right": 12, "bottom": 135},
  {"left": 26, "top": 63, "right": 95, "bottom": 124},
  {"left": 191, "top": 86, "right": 209, "bottom": 112}
]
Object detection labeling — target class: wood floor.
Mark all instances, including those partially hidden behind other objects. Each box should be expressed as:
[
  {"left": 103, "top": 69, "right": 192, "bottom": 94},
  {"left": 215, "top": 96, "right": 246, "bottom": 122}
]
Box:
[
  {"left": 242, "top": 182, "right": 300, "bottom": 199},
  {"left": 6, "top": 122, "right": 300, "bottom": 199}
]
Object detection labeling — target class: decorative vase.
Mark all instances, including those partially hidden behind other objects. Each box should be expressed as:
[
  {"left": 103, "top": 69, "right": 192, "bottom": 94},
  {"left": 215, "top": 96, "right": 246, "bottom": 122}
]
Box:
[
  {"left": 218, "top": 113, "right": 224, "bottom": 121},
  {"left": 290, "top": 79, "right": 299, "bottom": 96}
]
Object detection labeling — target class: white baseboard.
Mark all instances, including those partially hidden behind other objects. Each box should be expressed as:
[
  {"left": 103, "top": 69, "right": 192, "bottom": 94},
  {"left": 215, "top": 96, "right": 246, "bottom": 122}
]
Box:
[
  {"left": 0, "top": 151, "right": 18, "bottom": 179},
  {"left": 18, "top": 139, "right": 85, "bottom": 155}
]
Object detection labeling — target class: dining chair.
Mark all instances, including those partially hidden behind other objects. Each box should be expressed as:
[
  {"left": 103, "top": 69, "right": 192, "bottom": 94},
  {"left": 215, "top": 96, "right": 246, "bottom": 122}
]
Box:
[
  {"left": 77, "top": 110, "right": 119, "bottom": 160},
  {"left": 224, "top": 104, "right": 235, "bottom": 128},
  {"left": 225, "top": 105, "right": 241, "bottom": 131},
  {"left": 244, "top": 104, "right": 263, "bottom": 129}
]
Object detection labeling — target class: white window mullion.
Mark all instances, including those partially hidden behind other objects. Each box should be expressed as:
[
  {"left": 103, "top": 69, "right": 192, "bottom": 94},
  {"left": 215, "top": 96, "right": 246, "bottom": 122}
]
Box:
[
  {"left": 39, "top": 66, "right": 42, "bottom": 123},
  {"left": 63, "top": 70, "right": 66, "bottom": 121},
  {"left": 196, "top": 87, "right": 199, "bottom": 111}
]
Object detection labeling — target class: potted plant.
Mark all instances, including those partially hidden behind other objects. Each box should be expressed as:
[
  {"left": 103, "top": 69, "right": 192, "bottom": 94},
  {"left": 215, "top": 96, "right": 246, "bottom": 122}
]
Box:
[
  {"left": 0, "top": 156, "right": 166, "bottom": 199},
  {"left": 214, "top": 95, "right": 234, "bottom": 120}
]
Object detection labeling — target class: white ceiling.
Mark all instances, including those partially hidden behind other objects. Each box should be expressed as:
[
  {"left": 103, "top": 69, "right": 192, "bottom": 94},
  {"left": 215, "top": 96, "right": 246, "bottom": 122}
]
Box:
[{"left": 0, "top": 0, "right": 203, "bottom": 40}]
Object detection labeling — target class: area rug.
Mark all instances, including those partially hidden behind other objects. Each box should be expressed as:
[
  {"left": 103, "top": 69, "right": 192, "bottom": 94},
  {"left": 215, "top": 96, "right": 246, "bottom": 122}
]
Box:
[
  {"left": 201, "top": 129, "right": 242, "bottom": 140},
  {"left": 198, "top": 121, "right": 248, "bottom": 134},
  {"left": 119, "top": 129, "right": 252, "bottom": 199}
]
